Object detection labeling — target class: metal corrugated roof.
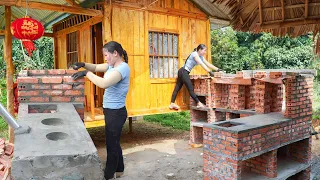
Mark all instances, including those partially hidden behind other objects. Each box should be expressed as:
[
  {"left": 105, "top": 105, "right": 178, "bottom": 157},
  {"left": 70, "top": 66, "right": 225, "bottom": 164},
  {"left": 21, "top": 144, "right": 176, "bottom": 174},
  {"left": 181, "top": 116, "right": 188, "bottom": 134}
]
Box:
[{"left": 0, "top": 0, "right": 88, "bottom": 30}]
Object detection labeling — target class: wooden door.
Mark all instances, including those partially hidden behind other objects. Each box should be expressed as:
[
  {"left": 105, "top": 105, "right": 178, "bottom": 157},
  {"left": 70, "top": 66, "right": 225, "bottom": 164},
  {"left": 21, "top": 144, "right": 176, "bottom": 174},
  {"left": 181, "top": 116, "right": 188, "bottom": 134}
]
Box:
[{"left": 92, "top": 22, "right": 104, "bottom": 108}]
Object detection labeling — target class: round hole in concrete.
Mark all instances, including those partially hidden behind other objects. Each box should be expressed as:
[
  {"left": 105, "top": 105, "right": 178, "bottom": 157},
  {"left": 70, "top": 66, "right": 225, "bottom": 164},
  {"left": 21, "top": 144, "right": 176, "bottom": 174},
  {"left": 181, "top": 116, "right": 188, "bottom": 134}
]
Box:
[
  {"left": 41, "top": 118, "right": 63, "bottom": 126},
  {"left": 46, "top": 132, "right": 68, "bottom": 141}
]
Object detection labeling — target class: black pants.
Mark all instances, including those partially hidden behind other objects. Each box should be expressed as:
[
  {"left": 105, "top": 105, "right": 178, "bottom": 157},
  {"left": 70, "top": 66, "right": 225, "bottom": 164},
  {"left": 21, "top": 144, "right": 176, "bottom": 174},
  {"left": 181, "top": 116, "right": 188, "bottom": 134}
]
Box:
[
  {"left": 171, "top": 67, "right": 200, "bottom": 103},
  {"left": 103, "top": 107, "right": 127, "bottom": 179}
]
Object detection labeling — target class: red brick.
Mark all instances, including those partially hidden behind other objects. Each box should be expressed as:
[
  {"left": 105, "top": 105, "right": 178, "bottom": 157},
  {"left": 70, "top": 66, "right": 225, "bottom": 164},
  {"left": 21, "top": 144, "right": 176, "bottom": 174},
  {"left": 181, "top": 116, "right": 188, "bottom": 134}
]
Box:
[
  {"left": 18, "top": 90, "right": 39, "bottom": 96},
  {"left": 43, "top": 90, "right": 63, "bottom": 96},
  {"left": 28, "top": 70, "right": 46, "bottom": 75},
  {"left": 221, "top": 150, "right": 232, "bottom": 156},
  {"left": 252, "top": 134, "right": 262, "bottom": 140},
  {"left": 226, "top": 146, "right": 237, "bottom": 152},
  {"left": 66, "top": 69, "right": 78, "bottom": 75},
  {"left": 29, "top": 97, "right": 49, "bottom": 102},
  {"left": 4, "top": 143, "right": 13, "bottom": 155},
  {"left": 64, "top": 90, "right": 82, "bottom": 96},
  {"left": 74, "top": 84, "right": 85, "bottom": 89},
  {"left": 48, "top": 69, "right": 66, "bottom": 75},
  {"left": 17, "top": 77, "right": 39, "bottom": 84},
  {"left": 42, "top": 77, "right": 63, "bottom": 84},
  {"left": 52, "top": 84, "right": 72, "bottom": 90},
  {"left": 51, "top": 97, "right": 71, "bottom": 102},
  {"left": 31, "top": 84, "right": 51, "bottom": 89},
  {"left": 226, "top": 137, "right": 237, "bottom": 143},
  {"left": 63, "top": 76, "right": 85, "bottom": 83}
]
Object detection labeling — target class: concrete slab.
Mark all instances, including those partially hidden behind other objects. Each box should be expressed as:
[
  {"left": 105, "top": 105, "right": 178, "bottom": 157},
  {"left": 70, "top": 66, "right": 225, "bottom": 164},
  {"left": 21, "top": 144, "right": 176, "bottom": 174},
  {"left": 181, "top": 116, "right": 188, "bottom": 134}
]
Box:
[
  {"left": 204, "top": 112, "right": 290, "bottom": 133},
  {"left": 242, "top": 157, "right": 310, "bottom": 180},
  {"left": 12, "top": 103, "right": 104, "bottom": 180}
]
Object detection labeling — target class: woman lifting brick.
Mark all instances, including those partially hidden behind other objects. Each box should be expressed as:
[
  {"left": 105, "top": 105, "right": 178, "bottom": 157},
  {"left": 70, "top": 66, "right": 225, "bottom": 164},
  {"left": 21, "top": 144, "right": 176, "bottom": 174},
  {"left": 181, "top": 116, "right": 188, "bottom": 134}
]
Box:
[
  {"left": 169, "top": 44, "right": 222, "bottom": 110},
  {"left": 72, "top": 41, "right": 129, "bottom": 180}
]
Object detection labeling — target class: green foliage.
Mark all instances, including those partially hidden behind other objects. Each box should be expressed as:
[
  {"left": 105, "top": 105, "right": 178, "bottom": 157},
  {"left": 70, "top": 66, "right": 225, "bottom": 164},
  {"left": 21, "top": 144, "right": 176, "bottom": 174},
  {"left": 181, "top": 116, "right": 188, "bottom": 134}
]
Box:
[
  {"left": 0, "top": 79, "right": 8, "bottom": 138},
  {"left": 211, "top": 27, "right": 315, "bottom": 73},
  {"left": 144, "top": 111, "right": 190, "bottom": 131},
  {"left": 0, "top": 37, "right": 54, "bottom": 78}
]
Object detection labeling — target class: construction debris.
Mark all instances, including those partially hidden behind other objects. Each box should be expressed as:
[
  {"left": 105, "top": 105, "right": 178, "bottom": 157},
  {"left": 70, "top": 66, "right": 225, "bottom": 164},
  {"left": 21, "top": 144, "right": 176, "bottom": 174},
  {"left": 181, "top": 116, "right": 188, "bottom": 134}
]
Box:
[{"left": 0, "top": 138, "right": 14, "bottom": 180}]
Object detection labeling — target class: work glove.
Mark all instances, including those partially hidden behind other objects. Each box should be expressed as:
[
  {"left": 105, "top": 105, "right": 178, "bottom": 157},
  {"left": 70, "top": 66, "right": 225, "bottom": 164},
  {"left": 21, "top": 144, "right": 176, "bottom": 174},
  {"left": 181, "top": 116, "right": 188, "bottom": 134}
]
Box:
[
  {"left": 72, "top": 62, "right": 85, "bottom": 70},
  {"left": 209, "top": 71, "right": 215, "bottom": 77},
  {"left": 72, "top": 70, "right": 88, "bottom": 80}
]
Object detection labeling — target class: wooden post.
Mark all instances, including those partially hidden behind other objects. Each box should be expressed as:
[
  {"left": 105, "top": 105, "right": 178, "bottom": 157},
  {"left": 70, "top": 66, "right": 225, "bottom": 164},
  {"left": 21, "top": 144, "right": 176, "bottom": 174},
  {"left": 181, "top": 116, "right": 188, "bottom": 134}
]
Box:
[
  {"left": 4, "top": 6, "right": 14, "bottom": 143},
  {"left": 103, "top": 0, "right": 112, "bottom": 44},
  {"left": 129, "top": 117, "right": 133, "bottom": 134}
]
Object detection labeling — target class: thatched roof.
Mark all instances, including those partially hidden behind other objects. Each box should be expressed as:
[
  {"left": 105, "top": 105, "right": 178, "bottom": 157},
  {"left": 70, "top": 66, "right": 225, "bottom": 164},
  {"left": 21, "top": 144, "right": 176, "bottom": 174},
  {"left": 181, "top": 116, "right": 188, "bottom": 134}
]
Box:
[{"left": 212, "top": 0, "right": 320, "bottom": 37}]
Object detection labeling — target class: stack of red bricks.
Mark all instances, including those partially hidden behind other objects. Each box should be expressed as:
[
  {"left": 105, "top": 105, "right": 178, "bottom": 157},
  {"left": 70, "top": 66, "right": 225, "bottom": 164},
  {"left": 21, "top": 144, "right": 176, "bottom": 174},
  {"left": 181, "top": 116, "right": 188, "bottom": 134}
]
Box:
[
  {"left": 0, "top": 138, "right": 13, "bottom": 180},
  {"left": 17, "top": 69, "right": 85, "bottom": 120}
]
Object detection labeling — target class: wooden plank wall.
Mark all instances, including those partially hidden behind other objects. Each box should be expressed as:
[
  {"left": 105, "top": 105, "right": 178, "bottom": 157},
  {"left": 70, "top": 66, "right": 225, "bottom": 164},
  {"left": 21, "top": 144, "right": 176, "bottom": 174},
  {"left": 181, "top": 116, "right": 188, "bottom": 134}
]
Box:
[{"left": 54, "top": 0, "right": 211, "bottom": 116}]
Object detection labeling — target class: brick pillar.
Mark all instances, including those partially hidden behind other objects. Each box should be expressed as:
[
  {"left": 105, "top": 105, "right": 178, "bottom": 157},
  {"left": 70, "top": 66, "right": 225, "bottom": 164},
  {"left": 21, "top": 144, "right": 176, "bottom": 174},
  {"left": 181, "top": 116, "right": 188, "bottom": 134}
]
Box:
[
  {"left": 243, "top": 150, "right": 277, "bottom": 178},
  {"left": 203, "top": 127, "right": 242, "bottom": 180},
  {"left": 211, "top": 83, "right": 222, "bottom": 108},
  {"left": 230, "top": 85, "right": 246, "bottom": 110},
  {"left": 271, "top": 84, "right": 283, "bottom": 112},
  {"left": 245, "top": 84, "right": 255, "bottom": 110},
  {"left": 285, "top": 75, "right": 313, "bottom": 118},
  {"left": 17, "top": 69, "right": 85, "bottom": 121},
  {"left": 221, "top": 84, "right": 230, "bottom": 108},
  {"left": 255, "top": 81, "right": 272, "bottom": 114},
  {"left": 190, "top": 126, "right": 203, "bottom": 144},
  {"left": 193, "top": 79, "right": 201, "bottom": 94}
]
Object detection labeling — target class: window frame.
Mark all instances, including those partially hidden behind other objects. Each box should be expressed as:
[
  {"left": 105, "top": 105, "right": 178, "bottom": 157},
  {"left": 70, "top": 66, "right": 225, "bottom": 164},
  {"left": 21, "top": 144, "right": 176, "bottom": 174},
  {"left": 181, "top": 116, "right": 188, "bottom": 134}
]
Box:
[
  {"left": 66, "top": 31, "right": 80, "bottom": 69},
  {"left": 148, "top": 28, "right": 180, "bottom": 83}
]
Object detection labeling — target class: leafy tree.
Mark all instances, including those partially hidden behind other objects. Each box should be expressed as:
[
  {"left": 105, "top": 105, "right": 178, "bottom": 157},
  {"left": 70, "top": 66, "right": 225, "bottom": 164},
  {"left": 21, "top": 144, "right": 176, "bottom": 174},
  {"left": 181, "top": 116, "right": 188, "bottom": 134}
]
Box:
[
  {"left": 0, "top": 37, "right": 54, "bottom": 78},
  {"left": 211, "top": 27, "right": 316, "bottom": 73}
]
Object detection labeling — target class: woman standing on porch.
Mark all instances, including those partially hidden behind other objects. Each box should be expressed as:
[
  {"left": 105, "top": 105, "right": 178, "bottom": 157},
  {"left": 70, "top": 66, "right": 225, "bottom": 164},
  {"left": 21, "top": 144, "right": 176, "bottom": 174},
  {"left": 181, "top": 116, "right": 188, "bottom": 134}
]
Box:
[
  {"left": 72, "top": 41, "right": 130, "bottom": 180},
  {"left": 169, "top": 44, "right": 221, "bottom": 110}
]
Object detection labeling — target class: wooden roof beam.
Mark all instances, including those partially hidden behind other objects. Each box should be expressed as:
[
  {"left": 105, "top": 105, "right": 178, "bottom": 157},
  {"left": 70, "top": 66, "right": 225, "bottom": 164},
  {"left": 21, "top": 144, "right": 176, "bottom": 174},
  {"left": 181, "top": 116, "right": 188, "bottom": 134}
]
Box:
[
  {"left": 260, "top": 18, "right": 320, "bottom": 29},
  {"left": 65, "top": 0, "right": 81, "bottom": 7},
  {"left": 305, "top": 0, "right": 309, "bottom": 18},
  {"left": 0, "top": 30, "right": 53, "bottom": 37},
  {"left": 0, "top": 1, "right": 102, "bottom": 17},
  {"left": 258, "top": 0, "right": 263, "bottom": 24},
  {"left": 281, "top": 0, "right": 285, "bottom": 21},
  {"left": 263, "top": 2, "right": 320, "bottom": 11}
]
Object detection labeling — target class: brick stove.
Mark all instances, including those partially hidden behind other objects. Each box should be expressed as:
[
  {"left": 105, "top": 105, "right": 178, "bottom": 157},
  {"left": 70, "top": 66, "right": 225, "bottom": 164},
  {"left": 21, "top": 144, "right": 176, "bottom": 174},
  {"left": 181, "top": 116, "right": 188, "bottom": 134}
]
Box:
[
  {"left": 17, "top": 69, "right": 85, "bottom": 121},
  {"left": 12, "top": 69, "right": 104, "bottom": 179},
  {"left": 189, "top": 70, "right": 315, "bottom": 180}
]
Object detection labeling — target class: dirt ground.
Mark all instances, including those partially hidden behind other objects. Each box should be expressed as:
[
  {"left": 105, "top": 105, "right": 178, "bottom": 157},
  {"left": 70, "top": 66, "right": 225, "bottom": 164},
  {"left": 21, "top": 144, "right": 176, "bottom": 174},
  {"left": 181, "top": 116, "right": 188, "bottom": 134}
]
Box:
[{"left": 88, "top": 120, "right": 320, "bottom": 180}]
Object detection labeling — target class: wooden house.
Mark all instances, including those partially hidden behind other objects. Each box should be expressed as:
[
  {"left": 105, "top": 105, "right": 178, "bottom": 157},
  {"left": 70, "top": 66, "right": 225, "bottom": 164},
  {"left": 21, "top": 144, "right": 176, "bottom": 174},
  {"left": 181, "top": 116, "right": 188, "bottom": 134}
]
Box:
[{"left": 51, "top": 0, "right": 230, "bottom": 125}]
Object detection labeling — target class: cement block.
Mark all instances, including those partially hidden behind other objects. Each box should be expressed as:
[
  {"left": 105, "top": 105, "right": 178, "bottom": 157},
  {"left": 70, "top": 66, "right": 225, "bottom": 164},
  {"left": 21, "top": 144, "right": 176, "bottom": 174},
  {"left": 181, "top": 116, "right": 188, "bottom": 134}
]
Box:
[{"left": 12, "top": 103, "right": 104, "bottom": 180}]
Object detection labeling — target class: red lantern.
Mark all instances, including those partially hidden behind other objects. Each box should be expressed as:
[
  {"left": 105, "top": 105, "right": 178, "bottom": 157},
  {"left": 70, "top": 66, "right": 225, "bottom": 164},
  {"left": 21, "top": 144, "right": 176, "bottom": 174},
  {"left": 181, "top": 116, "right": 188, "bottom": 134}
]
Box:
[{"left": 10, "top": 16, "right": 44, "bottom": 57}]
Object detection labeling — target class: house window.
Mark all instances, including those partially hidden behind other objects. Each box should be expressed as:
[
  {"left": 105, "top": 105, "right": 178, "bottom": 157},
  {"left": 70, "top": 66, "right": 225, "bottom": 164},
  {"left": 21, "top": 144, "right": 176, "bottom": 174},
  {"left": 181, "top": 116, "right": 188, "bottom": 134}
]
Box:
[
  {"left": 66, "top": 31, "right": 79, "bottom": 68},
  {"left": 149, "top": 31, "right": 179, "bottom": 78}
]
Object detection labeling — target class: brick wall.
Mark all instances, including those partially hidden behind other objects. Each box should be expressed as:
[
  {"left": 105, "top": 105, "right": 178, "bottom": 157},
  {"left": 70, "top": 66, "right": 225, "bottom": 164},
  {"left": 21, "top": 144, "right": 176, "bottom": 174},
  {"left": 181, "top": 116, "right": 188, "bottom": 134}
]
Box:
[
  {"left": 242, "top": 150, "right": 277, "bottom": 178},
  {"left": 285, "top": 74, "right": 313, "bottom": 118},
  {"left": 17, "top": 69, "right": 85, "bottom": 121},
  {"left": 203, "top": 116, "right": 311, "bottom": 161}
]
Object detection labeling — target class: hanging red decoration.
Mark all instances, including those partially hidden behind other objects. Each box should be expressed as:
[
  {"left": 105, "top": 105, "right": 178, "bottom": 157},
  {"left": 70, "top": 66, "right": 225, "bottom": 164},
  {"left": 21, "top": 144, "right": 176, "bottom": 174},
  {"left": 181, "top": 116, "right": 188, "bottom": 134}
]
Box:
[{"left": 10, "top": 16, "right": 44, "bottom": 57}]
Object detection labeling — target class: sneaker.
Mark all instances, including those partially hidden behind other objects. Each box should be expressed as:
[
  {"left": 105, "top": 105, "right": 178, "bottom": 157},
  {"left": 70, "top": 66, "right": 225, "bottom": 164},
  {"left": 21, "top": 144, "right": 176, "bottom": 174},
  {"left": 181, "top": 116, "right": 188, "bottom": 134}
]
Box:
[
  {"left": 196, "top": 102, "right": 205, "bottom": 108},
  {"left": 169, "top": 103, "right": 180, "bottom": 110},
  {"left": 116, "top": 172, "right": 124, "bottom": 178}
]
